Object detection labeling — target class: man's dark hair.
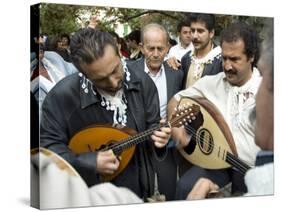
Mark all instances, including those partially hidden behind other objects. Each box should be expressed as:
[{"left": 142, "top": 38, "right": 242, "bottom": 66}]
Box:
[
  {"left": 126, "top": 29, "right": 141, "bottom": 44},
  {"left": 177, "top": 19, "right": 191, "bottom": 33},
  {"left": 109, "top": 31, "right": 120, "bottom": 41},
  {"left": 189, "top": 13, "right": 215, "bottom": 32},
  {"left": 70, "top": 28, "right": 119, "bottom": 72},
  {"left": 169, "top": 38, "right": 177, "bottom": 47},
  {"left": 60, "top": 33, "right": 71, "bottom": 45},
  {"left": 220, "top": 22, "right": 260, "bottom": 68}
]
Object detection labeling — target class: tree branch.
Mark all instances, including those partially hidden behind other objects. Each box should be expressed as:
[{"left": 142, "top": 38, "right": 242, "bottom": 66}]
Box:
[{"left": 124, "top": 10, "right": 179, "bottom": 21}]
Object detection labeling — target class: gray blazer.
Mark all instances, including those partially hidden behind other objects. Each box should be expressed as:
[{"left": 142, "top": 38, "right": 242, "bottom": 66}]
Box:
[{"left": 126, "top": 58, "right": 184, "bottom": 200}]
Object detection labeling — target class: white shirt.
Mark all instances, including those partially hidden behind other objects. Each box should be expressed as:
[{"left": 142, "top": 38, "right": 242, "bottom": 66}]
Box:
[
  {"left": 31, "top": 149, "right": 142, "bottom": 209},
  {"left": 167, "top": 42, "right": 194, "bottom": 61},
  {"left": 174, "top": 68, "right": 262, "bottom": 165},
  {"left": 244, "top": 163, "right": 273, "bottom": 196},
  {"left": 144, "top": 61, "right": 167, "bottom": 118}
]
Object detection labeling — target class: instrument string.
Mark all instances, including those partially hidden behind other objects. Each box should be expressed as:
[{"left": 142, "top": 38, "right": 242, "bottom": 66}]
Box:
[
  {"left": 181, "top": 123, "right": 251, "bottom": 174},
  {"left": 108, "top": 123, "right": 167, "bottom": 152},
  {"left": 108, "top": 106, "right": 190, "bottom": 152}
]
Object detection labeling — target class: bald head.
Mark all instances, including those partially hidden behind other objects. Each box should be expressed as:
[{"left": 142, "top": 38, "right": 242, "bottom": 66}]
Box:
[{"left": 141, "top": 23, "right": 169, "bottom": 44}]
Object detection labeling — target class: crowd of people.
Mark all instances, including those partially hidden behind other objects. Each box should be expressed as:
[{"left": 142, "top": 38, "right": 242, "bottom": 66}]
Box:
[{"left": 30, "top": 12, "right": 274, "bottom": 209}]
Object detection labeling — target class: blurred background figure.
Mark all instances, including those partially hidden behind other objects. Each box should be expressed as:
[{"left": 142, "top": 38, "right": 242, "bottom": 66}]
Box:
[
  {"left": 167, "top": 19, "right": 193, "bottom": 64},
  {"left": 46, "top": 35, "right": 72, "bottom": 62},
  {"left": 126, "top": 29, "right": 143, "bottom": 60},
  {"left": 88, "top": 15, "right": 99, "bottom": 29},
  {"left": 60, "top": 33, "right": 71, "bottom": 53},
  {"left": 30, "top": 43, "right": 77, "bottom": 119},
  {"left": 109, "top": 31, "right": 129, "bottom": 59}
]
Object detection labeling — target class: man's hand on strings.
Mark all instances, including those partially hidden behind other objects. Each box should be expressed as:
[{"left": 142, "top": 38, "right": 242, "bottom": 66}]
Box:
[
  {"left": 96, "top": 150, "right": 120, "bottom": 175},
  {"left": 151, "top": 119, "right": 171, "bottom": 148}
]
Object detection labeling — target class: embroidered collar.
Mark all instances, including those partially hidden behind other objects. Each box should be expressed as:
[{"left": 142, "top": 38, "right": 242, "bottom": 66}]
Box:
[
  {"left": 190, "top": 45, "right": 221, "bottom": 65},
  {"left": 97, "top": 87, "right": 128, "bottom": 125},
  {"left": 226, "top": 67, "right": 262, "bottom": 121},
  {"left": 227, "top": 67, "right": 261, "bottom": 95}
]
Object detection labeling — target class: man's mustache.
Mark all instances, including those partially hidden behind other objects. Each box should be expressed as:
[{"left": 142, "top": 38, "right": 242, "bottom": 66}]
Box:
[{"left": 224, "top": 69, "right": 237, "bottom": 75}]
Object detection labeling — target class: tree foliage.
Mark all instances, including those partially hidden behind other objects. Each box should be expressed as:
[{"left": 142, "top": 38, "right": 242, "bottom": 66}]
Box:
[
  {"left": 40, "top": 3, "right": 82, "bottom": 36},
  {"left": 39, "top": 3, "right": 272, "bottom": 41}
]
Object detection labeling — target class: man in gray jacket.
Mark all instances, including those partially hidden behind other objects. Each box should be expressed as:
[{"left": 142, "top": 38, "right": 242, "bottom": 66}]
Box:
[{"left": 127, "top": 23, "right": 184, "bottom": 200}]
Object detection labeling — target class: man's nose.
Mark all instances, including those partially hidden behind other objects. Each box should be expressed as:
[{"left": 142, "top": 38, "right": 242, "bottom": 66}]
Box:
[
  {"left": 108, "top": 76, "right": 119, "bottom": 88},
  {"left": 224, "top": 60, "right": 233, "bottom": 71},
  {"left": 192, "top": 31, "right": 198, "bottom": 39},
  {"left": 152, "top": 49, "right": 160, "bottom": 57}
]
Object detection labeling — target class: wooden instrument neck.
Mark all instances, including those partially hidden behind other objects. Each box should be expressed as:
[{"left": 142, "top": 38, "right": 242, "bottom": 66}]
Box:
[
  {"left": 110, "top": 123, "right": 168, "bottom": 155},
  {"left": 225, "top": 152, "right": 251, "bottom": 175}
]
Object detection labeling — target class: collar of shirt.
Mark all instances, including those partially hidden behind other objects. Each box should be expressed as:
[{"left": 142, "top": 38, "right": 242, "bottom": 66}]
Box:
[
  {"left": 144, "top": 60, "right": 165, "bottom": 78},
  {"left": 225, "top": 67, "right": 261, "bottom": 95},
  {"left": 179, "top": 42, "right": 193, "bottom": 50},
  {"left": 191, "top": 44, "right": 221, "bottom": 65}
]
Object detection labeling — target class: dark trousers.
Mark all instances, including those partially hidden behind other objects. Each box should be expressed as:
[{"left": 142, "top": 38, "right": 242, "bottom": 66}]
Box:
[
  {"left": 175, "top": 165, "right": 247, "bottom": 200},
  {"left": 153, "top": 146, "right": 178, "bottom": 201}
]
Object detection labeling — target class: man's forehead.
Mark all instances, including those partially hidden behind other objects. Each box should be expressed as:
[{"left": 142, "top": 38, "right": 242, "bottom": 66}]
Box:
[
  {"left": 191, "top": 21, "right": 207, "bottom": 29},
  {"left": 181, "top": 26, "right": 191, "bottom": 31},
  {"left": 81, "top": 56, "right": 121, "bottom": 78},
  {"left": 222, "top": 40, "right": 245, "bottom": 51}
]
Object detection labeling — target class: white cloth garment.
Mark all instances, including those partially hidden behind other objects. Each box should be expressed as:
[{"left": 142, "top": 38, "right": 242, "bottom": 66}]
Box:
[
  {"left": 174, "top": 68, "right": 262, "bottom": 166},
  {"left": 31, "top": 149, "right": 142, "bottom": 209},
  {"left": 167, "top": 42, "right": 194, "bottom": 61},
  {"left": 244, "top": 163, "right": 274, "bottom": 196}
]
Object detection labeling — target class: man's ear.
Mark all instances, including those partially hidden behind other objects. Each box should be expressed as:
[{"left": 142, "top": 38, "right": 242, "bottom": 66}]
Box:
[
  {"left": 209, "top": 29, "right": 215, "bottom": 40},
  {"left": 249, "top": 56, "right": 254, "bottom": 63},
  {"left": 139, "top": 42, "right": 145, "bottom": 54}
]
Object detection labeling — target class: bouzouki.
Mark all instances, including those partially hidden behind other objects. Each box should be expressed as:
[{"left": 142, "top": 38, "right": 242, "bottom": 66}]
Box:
[
  {"left": 178, "top": 97, "right": 251, "bottom": 175},
  {"left": 69, "top": 103, "right": 200, "bottom": 181}
]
